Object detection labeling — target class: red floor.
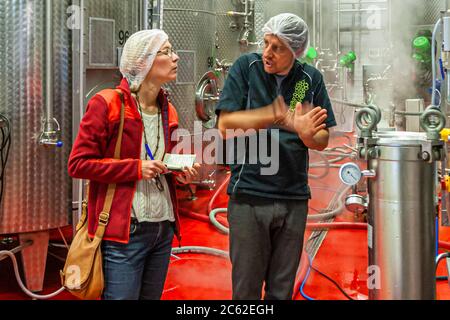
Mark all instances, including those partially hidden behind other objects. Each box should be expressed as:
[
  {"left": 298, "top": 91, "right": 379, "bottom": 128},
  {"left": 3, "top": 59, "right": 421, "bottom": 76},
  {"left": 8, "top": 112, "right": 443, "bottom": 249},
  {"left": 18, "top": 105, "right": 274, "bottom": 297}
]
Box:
[{"left": 2, "top": 168, "right": 450, "bottom": 300}]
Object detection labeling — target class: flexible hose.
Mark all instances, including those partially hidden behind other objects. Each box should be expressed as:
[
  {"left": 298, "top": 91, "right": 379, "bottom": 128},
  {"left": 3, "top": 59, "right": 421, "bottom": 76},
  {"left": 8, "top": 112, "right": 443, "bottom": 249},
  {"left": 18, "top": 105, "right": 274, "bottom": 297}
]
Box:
[
  {"left": 178, "top": 207, "right": 211, "bottom": 223},
  {"left": 0, "top": 250, "right": 65, "bottom": 300},
  {"left": 436, "top": 252, "right": 450, "bottom": 271},
  {"left": 306, "top": 186, "right": 350, "bottom": 222},
  {"left": 172, "top": 246, "right": 229, "bottom": 258},
  {"left": 432, "top": 19, "right": 442, "bottom": 107},
  {"left": 208, "top": 184, "right": 351, "bottom": 234},
  {"left": 299, "top": 254, "right": 315, "bottom": 300},
  {"left": 209, "top": 208, "right": 229, "bottom": 234},
  {"left": 292, "top": 251, "right": 310, "bottom": 299},
  {"left": 179, "top": 207, "right": 229, "bottom": 226},
  {"left": 438, "top": 240, "right": 450, "bottom": 250},
  {"left": 308, "top": 150, "right": 330, "bottom": 180}
]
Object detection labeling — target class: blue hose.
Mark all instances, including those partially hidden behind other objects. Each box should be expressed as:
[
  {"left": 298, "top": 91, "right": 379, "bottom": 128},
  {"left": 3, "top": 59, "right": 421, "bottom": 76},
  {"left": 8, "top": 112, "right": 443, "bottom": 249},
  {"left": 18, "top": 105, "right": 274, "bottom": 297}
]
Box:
[
  {"left": 439, "top": 58, "right": 445, "bottom": 80},
  {"left": 299, "top": 254, "right": 315, "bottom": 301}
]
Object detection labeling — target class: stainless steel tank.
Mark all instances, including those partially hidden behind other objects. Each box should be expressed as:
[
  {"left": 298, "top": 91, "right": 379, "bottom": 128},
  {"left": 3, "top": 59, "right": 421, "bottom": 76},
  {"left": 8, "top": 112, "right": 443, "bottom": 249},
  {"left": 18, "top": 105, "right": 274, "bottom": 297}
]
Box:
[{"left": 367, "top": 131, "right": 437, "bottom": 300}]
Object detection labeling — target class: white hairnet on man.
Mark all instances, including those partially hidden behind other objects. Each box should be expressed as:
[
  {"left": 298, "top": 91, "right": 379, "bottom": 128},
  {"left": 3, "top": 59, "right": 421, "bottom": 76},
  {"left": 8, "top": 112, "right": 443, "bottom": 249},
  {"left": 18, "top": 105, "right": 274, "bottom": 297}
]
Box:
[
  {"left": 119, "top": 29, "right": 168, "bottom": 92},
  {"left": 262, "top": 13, "right": 309, "bottom": 59}
]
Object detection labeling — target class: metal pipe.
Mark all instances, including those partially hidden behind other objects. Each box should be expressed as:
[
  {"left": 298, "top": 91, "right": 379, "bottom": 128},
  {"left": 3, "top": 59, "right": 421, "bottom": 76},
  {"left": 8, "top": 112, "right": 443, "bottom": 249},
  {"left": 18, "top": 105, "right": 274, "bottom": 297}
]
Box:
[
  {"left": 331, "top": 98, "right": 369, "bottom": 109},
  {"left": 0, "top": 240, "right": 33, "bottom": 263},
  {"left": 75, "top": 0, "right": 85, "bottom": 230},
  {"left": 142, "top": 0, "right": 148, "bottom": 30},
  {"left": 388, "top": 0, "right": 392, "bottom": 41},
  {"left": 432, "top": 19, "right": 442, "bottom": 107},
  {"left": 337, "top": 0, "right": 340, "bottom": 54},
  {"left": 319, "top": 0, "right": 323, "bottom": 49},
  {"left": 45, "top": 0, "right": 54, "bottom": 134},
  {"left": 312, "top": 0, "right": 316, "bottom": 47},
  {"left": 394, "top": 111, "right": 423, "bottom": 116},
  {"left": 160, "top": 0, "right": 165, "bottom": 30},
  {"left": 163, "top": 8, "right": 217, "bottom": 16},
  {"left": 337, "top": 8, "right": 387, "bottom": 13},
  {"left": 244, "top": 0, "right": 249, "bottom": 27},
  {"left": 39, "top": 0, "right": 62, "bottom": 147}
]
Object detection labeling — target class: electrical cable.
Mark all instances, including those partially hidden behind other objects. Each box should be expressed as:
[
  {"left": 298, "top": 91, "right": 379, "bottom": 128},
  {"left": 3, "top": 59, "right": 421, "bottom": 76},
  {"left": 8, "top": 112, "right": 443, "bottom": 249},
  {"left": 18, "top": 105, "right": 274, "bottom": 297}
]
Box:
[
  {"left": 299, "top": 254, "right": 315, "bottom": 300},
  {"left": 299, "top": 252, "right": 355, "bottom": 300},
  {"left": 310, "top": 264, "right": 355, "bottom": 300},
  {"left": 0, "top": 114, "right": 11, "bottom": 208}
]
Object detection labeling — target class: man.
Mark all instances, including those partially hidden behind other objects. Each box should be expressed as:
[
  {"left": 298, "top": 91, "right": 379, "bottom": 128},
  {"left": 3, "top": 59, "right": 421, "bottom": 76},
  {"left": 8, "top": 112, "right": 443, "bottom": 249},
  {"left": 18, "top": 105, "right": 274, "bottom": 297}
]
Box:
[{"left": 216, "top": 13, "right": 337, "bottom": 300}]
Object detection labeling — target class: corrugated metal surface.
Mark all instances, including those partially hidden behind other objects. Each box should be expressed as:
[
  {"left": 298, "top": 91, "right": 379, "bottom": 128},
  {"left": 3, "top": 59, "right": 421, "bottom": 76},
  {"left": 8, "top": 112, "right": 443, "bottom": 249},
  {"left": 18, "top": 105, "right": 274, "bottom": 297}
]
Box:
[
  {"left": 162, "top": 0, "right": 216, "bottom": 133},
  {"left": 419, "top": 0, "right": 446, "bottom": 26},
  {"left": 215, "top": 0, "right": 242, "bottom": 63},
  {"left": 85, "top": 0, "right": 140, "bottom": 69},
  {"left": 0, "top": 0, "right": 72, "bottom": 234}
]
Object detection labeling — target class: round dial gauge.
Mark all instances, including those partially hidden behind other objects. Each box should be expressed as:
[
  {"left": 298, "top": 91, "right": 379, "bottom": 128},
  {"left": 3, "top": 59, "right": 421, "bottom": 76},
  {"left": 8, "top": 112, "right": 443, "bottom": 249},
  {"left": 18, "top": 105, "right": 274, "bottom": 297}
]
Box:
[{"left": 339, "top": 163, "right": 362, "bottom": 186}]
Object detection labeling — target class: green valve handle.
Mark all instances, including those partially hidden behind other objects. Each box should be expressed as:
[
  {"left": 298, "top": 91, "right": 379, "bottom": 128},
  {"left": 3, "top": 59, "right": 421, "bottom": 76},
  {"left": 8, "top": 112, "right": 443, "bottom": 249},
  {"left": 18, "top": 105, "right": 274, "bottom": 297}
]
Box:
[
  {"left": 306, "top": 47, "right": 318, "bottom": 60},
  {"left": 340, "top": 51, "right": 357, "bottom": 67},
  {"left": 413, "top": 36, "right": 431, "bottom": 54},
  {"left": 413, "top": 53, "right": 431, "bottom": 64}
]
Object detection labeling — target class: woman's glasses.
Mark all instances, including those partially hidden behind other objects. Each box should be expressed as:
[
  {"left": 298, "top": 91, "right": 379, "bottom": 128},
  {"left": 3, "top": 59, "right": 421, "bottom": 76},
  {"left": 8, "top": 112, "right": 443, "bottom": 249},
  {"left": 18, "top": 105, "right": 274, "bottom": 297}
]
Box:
[{"left": 157, "top": 47, "right": 177, "bottom": 58}]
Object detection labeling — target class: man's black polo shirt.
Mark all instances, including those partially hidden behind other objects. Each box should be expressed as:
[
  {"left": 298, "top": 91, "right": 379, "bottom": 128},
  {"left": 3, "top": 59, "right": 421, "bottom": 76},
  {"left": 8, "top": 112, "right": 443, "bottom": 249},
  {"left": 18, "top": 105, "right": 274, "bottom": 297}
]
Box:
[{"left": 216, "top": 53, "right": 337, "bottom": 200}]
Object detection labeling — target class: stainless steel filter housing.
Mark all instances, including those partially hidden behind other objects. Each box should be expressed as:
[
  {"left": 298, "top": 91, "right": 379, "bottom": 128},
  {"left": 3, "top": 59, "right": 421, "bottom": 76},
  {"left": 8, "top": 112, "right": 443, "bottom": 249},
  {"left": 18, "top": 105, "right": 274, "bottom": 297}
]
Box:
[{"left": 367, "top": 131, "right": 437, "bottom": 300}]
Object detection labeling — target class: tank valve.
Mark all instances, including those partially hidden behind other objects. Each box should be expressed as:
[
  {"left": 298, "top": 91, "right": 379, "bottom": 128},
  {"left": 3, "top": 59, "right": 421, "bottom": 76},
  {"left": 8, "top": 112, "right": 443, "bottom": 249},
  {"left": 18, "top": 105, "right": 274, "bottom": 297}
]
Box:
[{"left": 38, "top": 118, "right": 63, "bottom": 148}]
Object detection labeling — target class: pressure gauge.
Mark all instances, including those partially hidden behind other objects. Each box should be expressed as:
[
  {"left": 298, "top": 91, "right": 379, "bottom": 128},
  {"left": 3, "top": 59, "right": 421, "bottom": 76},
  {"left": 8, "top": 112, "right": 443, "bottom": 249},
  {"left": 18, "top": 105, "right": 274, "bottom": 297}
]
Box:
[{"left": 339, "top": 163, "right": 362, "bottom": 186}]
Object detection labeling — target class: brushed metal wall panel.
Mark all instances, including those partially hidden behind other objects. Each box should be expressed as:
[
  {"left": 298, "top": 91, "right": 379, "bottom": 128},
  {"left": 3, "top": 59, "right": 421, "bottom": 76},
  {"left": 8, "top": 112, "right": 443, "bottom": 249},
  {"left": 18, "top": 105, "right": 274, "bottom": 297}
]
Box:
[
  {"left": 162, "top": 0, "right": 216, "bottom": 133},
  {"left": 176, "top": 50, "right": 197, "bottom": 85},
  {"left": 420, "top": 0, "right": 446, "bottom": 25},
  {"left": 0, "top": 0, "right": 72, "bottom": 234},
  {"left": 89, "top": 18, "right": 116, "bottom": 66},
  {"left": 85, "top": 0, "right": 140, "bottom": 68},
  {"left": 215, "top": 0, "right": 242, "bottom": 63}
]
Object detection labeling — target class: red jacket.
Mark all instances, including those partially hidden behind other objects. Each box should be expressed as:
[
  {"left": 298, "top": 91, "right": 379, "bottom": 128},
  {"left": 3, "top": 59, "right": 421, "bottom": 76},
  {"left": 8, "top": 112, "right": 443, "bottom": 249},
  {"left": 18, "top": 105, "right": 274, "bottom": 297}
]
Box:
[{"left": 68, "top": 78, "right": 181, "bottom": 244}]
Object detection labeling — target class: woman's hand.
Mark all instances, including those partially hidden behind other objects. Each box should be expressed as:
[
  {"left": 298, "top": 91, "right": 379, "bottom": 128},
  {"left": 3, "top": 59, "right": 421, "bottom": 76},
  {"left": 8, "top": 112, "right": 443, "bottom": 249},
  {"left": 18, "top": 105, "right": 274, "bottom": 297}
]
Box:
[
  {"left": 174, "top": 163, "right": 201, "bottom": 185},
  {"left": 141, "top": 160, "right": 169, "bottom": 180}
]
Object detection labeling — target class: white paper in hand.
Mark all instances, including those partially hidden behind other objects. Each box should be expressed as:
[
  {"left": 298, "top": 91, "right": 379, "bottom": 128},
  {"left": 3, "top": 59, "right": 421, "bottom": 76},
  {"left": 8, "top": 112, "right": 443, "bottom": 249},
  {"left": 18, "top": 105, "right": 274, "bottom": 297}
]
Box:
[{"left": 163, "top": 153, "right": 196, "bottom": 171}]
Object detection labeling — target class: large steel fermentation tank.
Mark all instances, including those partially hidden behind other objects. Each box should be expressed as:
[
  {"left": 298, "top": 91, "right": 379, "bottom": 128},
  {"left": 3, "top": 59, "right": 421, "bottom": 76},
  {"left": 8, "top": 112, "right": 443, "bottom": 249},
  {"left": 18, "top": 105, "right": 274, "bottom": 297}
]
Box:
[
  {"left": 0, "top": 0, "right": 145, "bottom": 292},
  {"left": 0, "top": 0, "right": 73, "bottom": 291},
  {"left": 367, "top": 131, "right": 437, "bottom": 300}
]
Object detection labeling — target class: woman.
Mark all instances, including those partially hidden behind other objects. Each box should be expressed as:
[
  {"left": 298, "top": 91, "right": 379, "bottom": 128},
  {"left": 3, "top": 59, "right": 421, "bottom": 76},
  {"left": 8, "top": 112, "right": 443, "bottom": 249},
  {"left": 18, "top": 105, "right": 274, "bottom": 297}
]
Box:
[{"left": 68, "top": 29, "right": 200, "bottom": 300}]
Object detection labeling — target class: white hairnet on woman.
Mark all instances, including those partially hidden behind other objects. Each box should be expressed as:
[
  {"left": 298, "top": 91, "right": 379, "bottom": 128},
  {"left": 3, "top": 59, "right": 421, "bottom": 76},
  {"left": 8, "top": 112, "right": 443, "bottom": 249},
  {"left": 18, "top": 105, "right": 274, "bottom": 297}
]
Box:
[
  {"left": 119, "top": 29, "right": 168, "bottom": 92},
  {"left": 262, "top": 13, "right": 309, "bottom": 59},
  {"left": 69, "top": 28, "right": 201, "bottom": 300}
]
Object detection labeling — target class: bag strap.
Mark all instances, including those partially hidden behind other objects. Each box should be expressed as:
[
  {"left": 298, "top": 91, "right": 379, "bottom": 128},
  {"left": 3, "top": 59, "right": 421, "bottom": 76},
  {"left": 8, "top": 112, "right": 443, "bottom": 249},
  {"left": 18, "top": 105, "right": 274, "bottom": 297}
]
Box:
[{"left": 92, "top": 89, "right": 126, "bottom": 240}]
